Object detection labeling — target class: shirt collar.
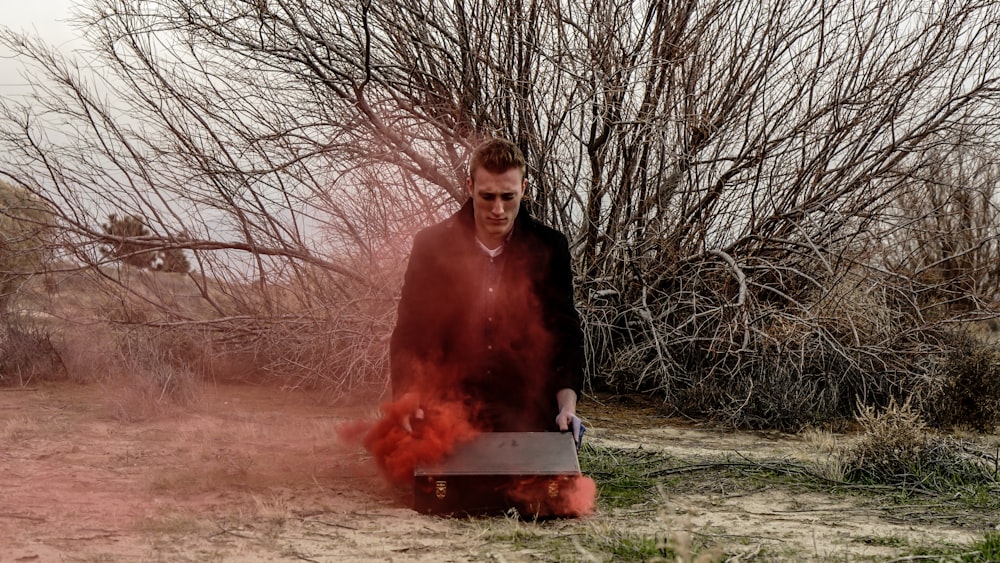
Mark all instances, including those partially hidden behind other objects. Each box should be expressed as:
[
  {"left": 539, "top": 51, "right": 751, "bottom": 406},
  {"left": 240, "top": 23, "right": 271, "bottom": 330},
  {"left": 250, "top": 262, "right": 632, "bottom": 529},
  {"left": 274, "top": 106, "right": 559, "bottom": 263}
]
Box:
[
  {"left": 475, "top": 225, "right": 515, "bottom": 258},
  {"left": 476, "top": 237, "right": 505, "bottom": 258}
]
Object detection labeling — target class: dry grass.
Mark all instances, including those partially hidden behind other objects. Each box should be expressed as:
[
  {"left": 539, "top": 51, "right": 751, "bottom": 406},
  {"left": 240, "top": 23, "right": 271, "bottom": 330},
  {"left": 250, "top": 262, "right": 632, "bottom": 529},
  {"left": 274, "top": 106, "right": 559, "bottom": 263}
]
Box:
[
  {"left": 466, "top": 493, "right": 726, "bottom": 562},
  {"left": 136, "top": 513, "right": 208, "bottom": 536},
  {"left": 31, "top": 265, "right": 392, "bottom": 399},
  {"left": 3, "top": 380, "right": 994, "bottom": 561},
  {"left": 109, "top": 368, "right": 202, "bottom": 423},
  {"left": 53, "top": 324, "right": 123, "bottom": 384},
  {"left": 842, "top": 398, "right": 999, "bottom": 490},
  {"left": 1, "top": 414, "right": 40, "bottom": 443},
  {"left": 799, "top": 427, "right": 842, "bottom": 454},
  {"left": 800, "top": 427, "right": 848, "bottom": 482},
  {"left": 0, "top": 314, "right": 63, "bottom": 386},
  {"left": 842, "top": 398, "right": 937, "bottom": 487},
  {"left": 920, "top": 337, "right": 1000, "bottom": 432},
  {"left": 251, "top": 494, "right": 293, "bottom": 525},
  {"left": 141, "top": 406, "right": 354, "bottom": 500}
]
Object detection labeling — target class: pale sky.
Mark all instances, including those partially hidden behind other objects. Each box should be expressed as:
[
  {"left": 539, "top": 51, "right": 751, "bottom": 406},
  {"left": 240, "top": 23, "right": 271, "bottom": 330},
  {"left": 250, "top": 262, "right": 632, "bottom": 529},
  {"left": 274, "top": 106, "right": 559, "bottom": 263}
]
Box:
[{"left": 0, "top": 0, "right": 82, "bottom": 94}]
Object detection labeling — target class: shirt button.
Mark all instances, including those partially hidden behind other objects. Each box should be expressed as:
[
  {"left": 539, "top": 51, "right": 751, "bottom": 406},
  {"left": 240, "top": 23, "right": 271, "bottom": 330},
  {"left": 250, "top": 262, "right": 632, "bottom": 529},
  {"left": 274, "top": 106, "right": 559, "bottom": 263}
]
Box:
[
  {"left": 487, "top": 317, "right": 494, "bottom": 323},
  {"left": 487, "top": 345, "right": 493, "bottom": 351},
  {"left": 488, "top": 287, "right": 494, "bottom": 293}
]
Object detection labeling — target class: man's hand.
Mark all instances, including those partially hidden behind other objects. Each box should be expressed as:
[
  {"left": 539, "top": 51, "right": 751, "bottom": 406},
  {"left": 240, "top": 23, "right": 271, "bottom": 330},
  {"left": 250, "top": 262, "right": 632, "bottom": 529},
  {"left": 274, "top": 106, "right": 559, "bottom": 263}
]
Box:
[
  {"left": 401, "top": 407, "right": 425, "bottom": 433},
  {"left": 554, "top": 388, "right": 577, "bottom": 432},
  {"left": 395, "top": 391, "right": 425, "bottom": 433}
]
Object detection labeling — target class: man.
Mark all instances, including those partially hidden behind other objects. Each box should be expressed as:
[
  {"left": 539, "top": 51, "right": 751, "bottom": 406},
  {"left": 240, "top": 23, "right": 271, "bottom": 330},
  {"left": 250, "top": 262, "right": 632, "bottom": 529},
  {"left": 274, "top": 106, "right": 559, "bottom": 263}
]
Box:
[{"left": 390, "top": 138, "right": 584, "bottom": 436}]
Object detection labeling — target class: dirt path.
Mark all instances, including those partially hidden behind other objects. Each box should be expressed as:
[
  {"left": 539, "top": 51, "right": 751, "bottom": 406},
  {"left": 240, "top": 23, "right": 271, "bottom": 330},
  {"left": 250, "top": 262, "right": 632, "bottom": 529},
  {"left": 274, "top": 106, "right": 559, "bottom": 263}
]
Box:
[{"left": 0, "top": 383, "right": 984, "bottom": 561}]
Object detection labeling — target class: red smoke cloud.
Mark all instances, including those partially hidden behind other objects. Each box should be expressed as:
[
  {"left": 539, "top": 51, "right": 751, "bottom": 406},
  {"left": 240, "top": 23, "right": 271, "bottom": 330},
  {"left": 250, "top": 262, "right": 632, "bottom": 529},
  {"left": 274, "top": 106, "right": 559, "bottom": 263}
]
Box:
[
  {"left": 350, "top": 393, "right": 479, "bottom": 487},
  {"left": 505, "top": 474, "right": 597, "bottom": 518},
  {"left": 550, "top": 475, "right": 597, "bottom": 517},
  {"left": 343, "top": 412, "right": 597, "bottom": 517},
  {"left": 339, "top": 398, "right": 597, "bottom": 517}
]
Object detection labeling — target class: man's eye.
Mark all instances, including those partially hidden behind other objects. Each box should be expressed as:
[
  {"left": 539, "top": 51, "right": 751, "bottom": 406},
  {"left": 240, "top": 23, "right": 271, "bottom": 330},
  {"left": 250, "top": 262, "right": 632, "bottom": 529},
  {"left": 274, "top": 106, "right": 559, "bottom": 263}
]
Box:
[{"left": 502, "top": 194, "right": 515, "bottom": 200}]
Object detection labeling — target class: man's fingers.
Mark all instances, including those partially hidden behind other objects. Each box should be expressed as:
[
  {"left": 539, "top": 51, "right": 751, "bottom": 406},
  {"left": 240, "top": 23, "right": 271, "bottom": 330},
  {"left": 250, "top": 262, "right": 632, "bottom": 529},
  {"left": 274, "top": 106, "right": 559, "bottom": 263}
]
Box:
[
  {"left": 401, "top": 408, "right": 425, "bottom": 433},
  {"left": 555, "top": 413, "right": 570, "bottom": 432}
]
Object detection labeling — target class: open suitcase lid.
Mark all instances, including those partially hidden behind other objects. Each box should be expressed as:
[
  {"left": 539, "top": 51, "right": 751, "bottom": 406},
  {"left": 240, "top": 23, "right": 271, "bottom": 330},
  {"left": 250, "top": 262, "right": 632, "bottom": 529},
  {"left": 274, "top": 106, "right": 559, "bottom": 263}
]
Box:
[{"left": 414, "top": 432, "right": 580, "bottom": 477}]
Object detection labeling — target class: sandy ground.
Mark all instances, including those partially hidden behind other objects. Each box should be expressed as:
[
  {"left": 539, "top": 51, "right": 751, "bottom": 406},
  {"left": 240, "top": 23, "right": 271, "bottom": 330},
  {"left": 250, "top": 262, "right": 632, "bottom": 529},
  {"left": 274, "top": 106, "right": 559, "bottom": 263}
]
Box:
[{"left": 0, "top": 382, "right": 986, "bottom": 562}]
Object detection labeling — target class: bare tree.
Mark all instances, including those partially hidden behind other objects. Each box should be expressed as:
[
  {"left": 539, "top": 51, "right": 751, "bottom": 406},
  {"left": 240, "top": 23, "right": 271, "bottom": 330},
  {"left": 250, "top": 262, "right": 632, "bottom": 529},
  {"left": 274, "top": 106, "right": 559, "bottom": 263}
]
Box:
[
  {"left": 1, "top": 0, "right": 999, "bottom": 421},
  {"left": 0, "top": 180, "right": 54, "bottom": 311},
  {"left": 881, "top": 143, "right": 1000, "bottom": 313}
]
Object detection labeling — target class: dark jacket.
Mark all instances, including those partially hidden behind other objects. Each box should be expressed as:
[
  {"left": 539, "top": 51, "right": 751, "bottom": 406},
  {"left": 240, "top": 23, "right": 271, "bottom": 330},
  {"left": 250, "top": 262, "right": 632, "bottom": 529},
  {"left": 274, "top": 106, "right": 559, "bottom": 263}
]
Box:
[{"left": 390, "top": 200, "right": 584, "bottom": 432}]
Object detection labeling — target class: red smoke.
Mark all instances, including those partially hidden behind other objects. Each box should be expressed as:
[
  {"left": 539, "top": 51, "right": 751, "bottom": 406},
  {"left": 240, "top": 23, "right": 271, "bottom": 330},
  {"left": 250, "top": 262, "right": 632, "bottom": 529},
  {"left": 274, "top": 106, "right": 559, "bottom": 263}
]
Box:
[
  {"left": 552, "top": 474, "right": 597, "bottom": 517},
  {"left": 506, "top": 474, "right": 597, "bottom": 517},
  {"left": 352, "top": 393, "right": 479, "bottom": 487},
  {"left": 339, "top": 397, "right": 597, "bottom": 518}
]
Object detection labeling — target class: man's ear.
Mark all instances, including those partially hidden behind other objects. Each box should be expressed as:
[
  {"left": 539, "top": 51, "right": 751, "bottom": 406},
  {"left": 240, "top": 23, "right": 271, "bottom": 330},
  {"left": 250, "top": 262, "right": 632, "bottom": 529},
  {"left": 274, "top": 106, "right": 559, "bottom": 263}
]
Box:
[{"left": 466, "top": 176, "right": 474, "bottom": 197}]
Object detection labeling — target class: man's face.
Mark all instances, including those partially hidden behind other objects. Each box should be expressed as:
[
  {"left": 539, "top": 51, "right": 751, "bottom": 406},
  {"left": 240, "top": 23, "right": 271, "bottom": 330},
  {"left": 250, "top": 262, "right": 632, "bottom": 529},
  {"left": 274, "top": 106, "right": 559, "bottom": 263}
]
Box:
[{"left": 467, "top": 167, "right": 526, "bottom": 248}]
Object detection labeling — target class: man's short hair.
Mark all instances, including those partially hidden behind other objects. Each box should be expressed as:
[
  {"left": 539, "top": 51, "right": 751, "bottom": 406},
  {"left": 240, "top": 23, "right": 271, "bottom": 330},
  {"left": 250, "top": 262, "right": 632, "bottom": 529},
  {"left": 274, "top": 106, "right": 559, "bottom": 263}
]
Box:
[{"left": 469, "top": 138, "right": 526, "bottom": 180}]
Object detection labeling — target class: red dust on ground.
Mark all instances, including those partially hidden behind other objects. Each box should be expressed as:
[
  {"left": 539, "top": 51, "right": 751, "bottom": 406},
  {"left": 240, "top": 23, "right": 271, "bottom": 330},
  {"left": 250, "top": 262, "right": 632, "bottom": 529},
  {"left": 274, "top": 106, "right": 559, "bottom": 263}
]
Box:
[
  {"left": 504, "top": 474, "right": 597, "bottom": 517},
  {"left": 2, "top": 381, "right": 982, "bottom": 561}
]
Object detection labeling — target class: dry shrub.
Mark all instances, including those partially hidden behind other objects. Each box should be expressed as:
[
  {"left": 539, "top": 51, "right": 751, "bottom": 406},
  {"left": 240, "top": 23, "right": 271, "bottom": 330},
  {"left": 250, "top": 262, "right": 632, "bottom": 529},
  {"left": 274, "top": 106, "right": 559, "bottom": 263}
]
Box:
[
  {"left": 194, "top": 348, "right": 264, "bottom": 384},
  {"left": 671, "top": 338, "right": 859, "bottom": 431},
  {"left": 843, "top": 398, "right": 931, "bottom": 485},
  {"left": 658, "top": 313, "right": 907, "bottom": 431},
  {"left": 918, "top": 337, "right": 1000, "bottom": 432},
  {"left": 47, "top": 267, "right": 263, "bottom": 386},
  {"left": 39, "top": 319, "right": 198, "bottom": 420},
  {"left": 53, "top": 320, "right": 220, "bottom": 419},
  {"left": 583, "top": 252, "right": 985, "bottom": 433},
  {"left": 0, "top": 314, "right": 63, "bottom": 386},
  {"left": 110, "top": 364, "right": 201, "bottom": 422},
  {"left": 119, "top": 327, "right": 203, "bottom": 392},
  {"left": 842, "top": 398, "right": 996, "bottom": 489},
  {"left": 212, "top": 272, "right": 397, "bottom": 400},
  {"left": 111, "top": 373, "right": 200, "bottom": 422},
  {"left": 248, "top": 314, "right": 391, "bottom": 398},
  {"left": 99, "top": 326, "right": 205, "bottom": 421},
  {"left": 53, "top": 323, "right": 123, "bottom": 383}
]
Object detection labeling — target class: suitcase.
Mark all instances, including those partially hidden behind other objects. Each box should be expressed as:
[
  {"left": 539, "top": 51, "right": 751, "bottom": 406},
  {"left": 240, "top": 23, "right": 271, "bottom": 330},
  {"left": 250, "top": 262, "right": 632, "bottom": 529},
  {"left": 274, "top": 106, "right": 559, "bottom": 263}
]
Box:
[{"left": 413, "top": 432, "right": 583, "bottom": 517}]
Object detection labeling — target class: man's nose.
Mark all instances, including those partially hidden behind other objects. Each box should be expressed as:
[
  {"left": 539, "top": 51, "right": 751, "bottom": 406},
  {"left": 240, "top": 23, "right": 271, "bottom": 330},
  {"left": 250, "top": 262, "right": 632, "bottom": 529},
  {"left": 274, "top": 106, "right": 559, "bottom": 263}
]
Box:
[{"left": 491, "top": 199, "right": 504, "bottom": 215}]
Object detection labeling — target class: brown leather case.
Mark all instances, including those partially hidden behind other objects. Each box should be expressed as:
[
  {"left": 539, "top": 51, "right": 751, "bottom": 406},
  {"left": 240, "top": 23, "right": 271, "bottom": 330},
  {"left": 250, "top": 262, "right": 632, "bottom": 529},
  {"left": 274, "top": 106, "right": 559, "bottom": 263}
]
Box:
[{"left": 413, "top": 432, "right": 582, "bottom": 517}]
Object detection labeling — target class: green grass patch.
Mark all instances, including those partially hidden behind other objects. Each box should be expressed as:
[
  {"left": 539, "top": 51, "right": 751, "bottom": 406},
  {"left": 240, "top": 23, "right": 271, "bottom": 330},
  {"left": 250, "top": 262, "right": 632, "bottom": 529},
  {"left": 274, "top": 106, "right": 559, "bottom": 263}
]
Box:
[
  {"left": 608, "top": 535, "right": 676, "bottom": 561},
  {"left": 577, "top": 529, "right": 724, "bottom": 562},
  {"left": 903, "top": 531, "right": 1000, "bottom": 561},
  {"left": 491, "top": 439, "right": 1000, "bottom": 561},
  {"left": 578, "top": 443, "right": 669, "bottom": 508},
  {"left": 970, "top": 531, "right": 1000, "bottom": 561},
  {"left": 856, "top": 534, "right": 910, "bottom": 548}
]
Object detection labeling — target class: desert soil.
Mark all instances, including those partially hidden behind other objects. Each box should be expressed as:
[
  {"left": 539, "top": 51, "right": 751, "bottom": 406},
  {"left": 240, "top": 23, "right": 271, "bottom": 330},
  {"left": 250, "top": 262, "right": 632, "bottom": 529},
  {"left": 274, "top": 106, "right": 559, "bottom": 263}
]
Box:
[{"left": 0, "top": 382, "right": 988, "bottom": 562}]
